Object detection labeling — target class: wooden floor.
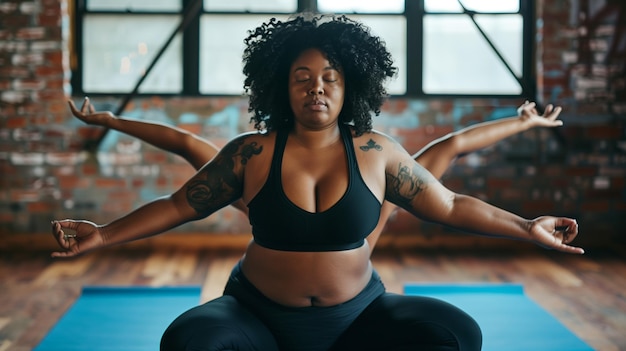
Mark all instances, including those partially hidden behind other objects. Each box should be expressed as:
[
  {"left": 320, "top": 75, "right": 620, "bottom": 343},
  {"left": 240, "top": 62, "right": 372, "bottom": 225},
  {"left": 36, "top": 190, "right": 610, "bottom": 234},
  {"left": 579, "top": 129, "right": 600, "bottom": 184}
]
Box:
[{"left": 1, "top": 242, "right": 625, "bottom": 351}]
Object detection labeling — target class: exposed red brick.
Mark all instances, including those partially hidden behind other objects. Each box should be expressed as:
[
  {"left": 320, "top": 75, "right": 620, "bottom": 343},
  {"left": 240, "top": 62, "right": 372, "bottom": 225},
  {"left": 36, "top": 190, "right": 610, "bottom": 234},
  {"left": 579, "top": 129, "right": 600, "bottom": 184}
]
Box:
[
  {"left": 156, "top": 176, "right": 169, "bottom": 188},
  {"left": 0, "top": 66, "right": 30, "bottom": 78},
  {"left": 107, "top": 190, "right": 137, "bottom": 203},
  {"left": 585, "top": 125, "right": 622, "bottom": 139},
  {"left": 566, "top": 166, "right": 597, "bottom": 177},
  {"left": 45, "top": 50, "right": 63, "bottom": 64},
  {"left": 38, "top": 14, "right": 60, "bottom": 27},
  {"left": 0, "top": 30, "right": 11, "bottom": 40},
  {"left": 2, "top": 15, "right": 29, "bottom": 27},
  {"left": 27, "top": 201, "right": 56, "bottom": 213},
  {"left": 5, "top": 117, "right": 28, "bottom": 128},
  {"left": 46, "top": 100, "right": 67, "bottom": 114},
  {"left": 521, "top": 200, "right": 556, "bottom": 215},
  {"left": 13, "top": 79, "right": 46, "bottom": 90},
  {"left": 81, "top": 163, "right": 99, "bottom": 176},
  {"left": 37, "top": 89, "right": 66, "bottom": 101},
  {"left": 441, "top": 177, "right": 464, "bottom": 192},
  {"left": 10, "top": 190, "right": 40, "bottom": 202},
  {"left": 102, "top": 200, "right": 133, "bottom": 213},
  {"left": 0, "top": 80, "right": 10, "bottom": 90},
  {"left": 76, "top": 126, "right": 104, "bottom": 140},
  {"left": 585, "top": 189, "right": 622, "bottom": 199},
  {"left": 35, "top": 65, "right": 64, "bottom": 76},
  {"left": 486, "top": 178, "right": 514, "bottom": 189},
  {"left": 0, "top": 104, "right": 17, "bottom": 116},
  {"left": 179, "top": 123, "right": 202, "bottom": 135},
  {"left": 15, "top": 27, "right": 46, "bottom": 40},
  {"left": 143, "top": 152, "right": 168, "bottom": 164},
  {"left": 132, "top": 179, "right": 145, "bottom": 188},
  {"left": 95, "top": 178, "right": 127, "bottom": 188},
  {"left": 580, "top": 201, "right": 610, "bottom": 212},
  {"left": 57, "top": 175, "right": 90, "bottom": 189}
]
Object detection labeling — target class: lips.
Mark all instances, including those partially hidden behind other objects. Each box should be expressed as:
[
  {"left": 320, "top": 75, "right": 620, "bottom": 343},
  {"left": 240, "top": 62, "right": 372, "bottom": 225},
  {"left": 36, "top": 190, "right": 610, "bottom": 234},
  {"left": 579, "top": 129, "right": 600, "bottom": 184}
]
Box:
[
  {"left": 305, "top": 100, "right": 328, "bottom": 111},
  {"left": 306, "top": 99, "right": 327, "bottom": 106}
]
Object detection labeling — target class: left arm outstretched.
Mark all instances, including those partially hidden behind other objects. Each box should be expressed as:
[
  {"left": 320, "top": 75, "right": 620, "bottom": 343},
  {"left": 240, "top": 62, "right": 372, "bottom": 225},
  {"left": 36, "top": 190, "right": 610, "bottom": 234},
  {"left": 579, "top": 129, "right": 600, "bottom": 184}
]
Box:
[{"left": 382, "top": 135, "right": 583, "bottom": 254}]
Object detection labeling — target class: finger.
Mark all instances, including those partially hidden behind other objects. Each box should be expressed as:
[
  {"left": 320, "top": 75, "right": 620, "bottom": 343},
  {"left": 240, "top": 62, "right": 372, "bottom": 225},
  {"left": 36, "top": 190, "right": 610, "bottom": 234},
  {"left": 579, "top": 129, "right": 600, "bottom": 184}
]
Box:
[
  {"left": 89, "top": 102, "right": 95, "bottom": 114},
  {"left": 67, "top": 100, "right": 80, "bottom": 115},
  {"left": 51, "top": 250, "right": 79, "bottom": 258},
  {"left": 56, "top": 219, "right": 83, "bottom": 244},
  {"left": 51, "top": 220, "right": 71, "bottom": 249},
  {"left": 562, "top": 222, "right": 579, "bottom": 244},
  {"left": 553, "top": 243, "right": 585, "bottom": 255},
  {"left": 547, "top": 105, "right": 562, "bottom": 118},
  {"left": 80, "top": 97, "right": 89, "bottom": 114},
  {"left": 543, "top": 104, "right": 553, "bottom": 115},
  {"left": 554, "top": 218, "right": 579, "bottom": 246},
  {"left": 556, "top": 217, "right": 578, "bottom": 230}
]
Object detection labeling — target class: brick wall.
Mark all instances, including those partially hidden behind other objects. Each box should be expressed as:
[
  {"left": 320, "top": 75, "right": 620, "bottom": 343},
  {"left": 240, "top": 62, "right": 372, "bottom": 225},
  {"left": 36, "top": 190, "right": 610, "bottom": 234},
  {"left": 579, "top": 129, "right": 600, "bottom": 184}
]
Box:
[{"left": 1, "top": 0, "right": 624, "bottom": 248}]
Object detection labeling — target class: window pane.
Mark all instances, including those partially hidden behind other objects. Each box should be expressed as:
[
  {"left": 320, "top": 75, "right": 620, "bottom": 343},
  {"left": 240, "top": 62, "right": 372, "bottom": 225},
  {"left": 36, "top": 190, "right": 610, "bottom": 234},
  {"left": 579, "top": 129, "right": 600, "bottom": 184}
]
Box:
[
  {"left": 349, "top": 15, "right": 406, "bottom": 95},
  {"left": 87, "top": 0, "right": 181, "bottom": 11},
  {"left": 423, "top": 14, "right": 522, "bottom": 94},
  {"left": 318, "top": 0, "right": 404, "bottom": 13},
  {"left": 199, "top": 15, "right": 289, "bottom": 94},
  {"left": 425, "top": 0, "right": 519, "bottom": 13},
  {"left": 204, "top": 0, "right": 296, "bottom": 12},
  {"left": 83, "top": 15, "right": 182, "bottom": 93}
]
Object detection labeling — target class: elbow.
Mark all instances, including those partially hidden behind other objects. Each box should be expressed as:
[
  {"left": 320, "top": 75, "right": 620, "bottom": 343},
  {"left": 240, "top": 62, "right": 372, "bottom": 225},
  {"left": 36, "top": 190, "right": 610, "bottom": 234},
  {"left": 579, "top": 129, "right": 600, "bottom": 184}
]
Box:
[{"left": 444, "top": 133, "right": 466, "bottom": 157}]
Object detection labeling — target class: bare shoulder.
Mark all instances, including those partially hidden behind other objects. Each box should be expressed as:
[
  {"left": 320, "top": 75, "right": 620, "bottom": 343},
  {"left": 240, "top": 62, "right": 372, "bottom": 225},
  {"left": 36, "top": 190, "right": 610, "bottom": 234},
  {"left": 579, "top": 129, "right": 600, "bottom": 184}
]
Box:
[
  {"left": 229, "top": 130, "right": 273, "bottom": 144},
  {"left": 220, "top": 131, "right": 275, "bottom": 159},
  {"left": 351, "top": 128, "right": 409, "bottom": 156}
]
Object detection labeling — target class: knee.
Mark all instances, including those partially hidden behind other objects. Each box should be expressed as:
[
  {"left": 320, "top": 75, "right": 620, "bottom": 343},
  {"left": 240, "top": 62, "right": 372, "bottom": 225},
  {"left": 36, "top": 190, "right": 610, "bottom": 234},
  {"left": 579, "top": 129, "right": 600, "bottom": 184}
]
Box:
[
  {"left": 161, "top": 320, "right": 246, "bottom": 351},
  {"left": 160, "top": 297, "right": 278, "bottom": 351},
  {"left": 454, "top": 311, "right": 482, "bottom": 351},
  {"left": 431, "top": 300, "right": 481, "bottom": 351},
  {"left": 160, "top": 307, "right": 239, "bottom": 351}
]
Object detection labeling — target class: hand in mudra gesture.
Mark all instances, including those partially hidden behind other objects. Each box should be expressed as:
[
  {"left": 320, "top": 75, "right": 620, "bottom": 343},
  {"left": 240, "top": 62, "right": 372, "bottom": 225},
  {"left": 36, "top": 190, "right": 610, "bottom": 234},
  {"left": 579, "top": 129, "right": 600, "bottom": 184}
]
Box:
[{"left": 51, "top": 219, "right": 105, "bottom": 258}]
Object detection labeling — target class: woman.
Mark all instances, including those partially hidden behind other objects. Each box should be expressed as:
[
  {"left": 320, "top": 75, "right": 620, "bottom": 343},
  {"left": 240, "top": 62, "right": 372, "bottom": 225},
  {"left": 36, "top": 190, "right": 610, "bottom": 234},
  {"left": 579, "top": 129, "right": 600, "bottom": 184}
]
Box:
[{"left": 52, "top": 15, "right": 582, "bottom": 351}]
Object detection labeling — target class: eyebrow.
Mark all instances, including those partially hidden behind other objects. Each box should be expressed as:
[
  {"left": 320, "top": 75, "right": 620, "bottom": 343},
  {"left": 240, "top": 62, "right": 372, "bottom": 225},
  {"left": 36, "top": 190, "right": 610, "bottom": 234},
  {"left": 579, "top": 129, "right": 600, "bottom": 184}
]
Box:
[{"left": 293, "top": 66, "right": 337, "bottom": 72}]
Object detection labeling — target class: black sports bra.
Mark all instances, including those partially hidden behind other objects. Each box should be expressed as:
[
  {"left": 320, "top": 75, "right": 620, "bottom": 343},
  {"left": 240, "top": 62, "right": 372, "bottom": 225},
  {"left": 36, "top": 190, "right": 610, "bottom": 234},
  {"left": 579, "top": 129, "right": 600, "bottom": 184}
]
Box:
[{"left": 247, "top": 124, "right": 382, "bottom": 251}]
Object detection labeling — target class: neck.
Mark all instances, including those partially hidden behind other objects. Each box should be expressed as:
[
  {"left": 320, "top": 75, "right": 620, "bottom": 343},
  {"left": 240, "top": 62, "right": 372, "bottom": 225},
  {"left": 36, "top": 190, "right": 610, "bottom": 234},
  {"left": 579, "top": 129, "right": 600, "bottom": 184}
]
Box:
[{"left": 291, "top": 123, "right": 341, "bottom": 149}]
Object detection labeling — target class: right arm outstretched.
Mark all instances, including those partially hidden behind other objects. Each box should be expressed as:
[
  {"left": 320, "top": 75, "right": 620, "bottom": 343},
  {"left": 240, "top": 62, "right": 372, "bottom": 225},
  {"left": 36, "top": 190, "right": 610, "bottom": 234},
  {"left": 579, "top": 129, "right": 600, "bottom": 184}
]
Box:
[
  {"left": 51, "top": 133, "right": 259, "bottom": 257},
  {"left": 68, "top": 98, "right": 250, "bottom": 214}
]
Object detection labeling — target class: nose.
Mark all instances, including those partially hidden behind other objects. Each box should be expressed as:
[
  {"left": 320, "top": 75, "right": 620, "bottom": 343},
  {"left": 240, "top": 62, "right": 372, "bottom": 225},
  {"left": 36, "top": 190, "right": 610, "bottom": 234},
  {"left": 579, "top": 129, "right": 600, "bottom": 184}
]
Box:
[{"left": 308, "top": 78, "right": 324, "bottom": 95}]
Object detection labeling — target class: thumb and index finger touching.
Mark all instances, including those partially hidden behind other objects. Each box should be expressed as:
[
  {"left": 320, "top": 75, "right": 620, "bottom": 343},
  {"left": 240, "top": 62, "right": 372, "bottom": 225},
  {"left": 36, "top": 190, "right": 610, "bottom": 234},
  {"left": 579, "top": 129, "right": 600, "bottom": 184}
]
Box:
[
  {"left": 551, "top": 218, "right": 584, "bottom": 255},
  {"left": 50, "top": 219, "right": 85, "bottom": 258}
]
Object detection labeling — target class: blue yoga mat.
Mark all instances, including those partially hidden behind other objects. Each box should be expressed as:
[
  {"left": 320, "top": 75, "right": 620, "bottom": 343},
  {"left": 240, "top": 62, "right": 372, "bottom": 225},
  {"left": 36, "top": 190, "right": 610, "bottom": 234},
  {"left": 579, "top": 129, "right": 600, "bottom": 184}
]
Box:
[
  {"left": 404, "top": 283, "right": 594, "bottom": 351},
  {"left": 35, "top": 286, "right": 201, "bottom": 351}
]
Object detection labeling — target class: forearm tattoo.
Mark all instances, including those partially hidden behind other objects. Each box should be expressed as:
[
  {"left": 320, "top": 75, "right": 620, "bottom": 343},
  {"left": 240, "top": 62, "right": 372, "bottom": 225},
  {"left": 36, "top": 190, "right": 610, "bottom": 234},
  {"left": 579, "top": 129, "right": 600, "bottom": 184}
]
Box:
[
  {"left": 186, "top": 139, "right": 262, "bottom": 215},
  {"left": 386, "top": 162, "right": 427, "bottom": 208}
]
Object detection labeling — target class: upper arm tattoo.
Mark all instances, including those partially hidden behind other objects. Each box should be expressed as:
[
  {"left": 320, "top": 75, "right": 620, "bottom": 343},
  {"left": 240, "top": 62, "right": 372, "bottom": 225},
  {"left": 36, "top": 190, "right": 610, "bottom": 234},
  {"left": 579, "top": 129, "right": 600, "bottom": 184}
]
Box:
[
  {"left": 186, "top": 138, "right": 263, "bottom": 215},
  {"left": 360, "top": 139, "right": 383, "bottom": 152},
  {"left": 385, "top": 162, "right": 430, "bottom": 208}
]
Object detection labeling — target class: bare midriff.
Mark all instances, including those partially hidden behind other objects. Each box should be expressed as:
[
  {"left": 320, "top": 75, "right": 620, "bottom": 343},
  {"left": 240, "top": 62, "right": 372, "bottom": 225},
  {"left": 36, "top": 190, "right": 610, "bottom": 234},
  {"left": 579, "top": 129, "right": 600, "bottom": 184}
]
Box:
[{"left": 240, "top": 240, "right": 373, "bottom": 307}]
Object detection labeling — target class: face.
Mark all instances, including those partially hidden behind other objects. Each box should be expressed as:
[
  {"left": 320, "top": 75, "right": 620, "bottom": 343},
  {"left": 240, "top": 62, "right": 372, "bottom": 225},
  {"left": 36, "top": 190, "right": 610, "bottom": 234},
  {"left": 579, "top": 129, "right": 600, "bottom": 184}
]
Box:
[{"left": 288, "top": 48, "right": 345, "bottom": 129}]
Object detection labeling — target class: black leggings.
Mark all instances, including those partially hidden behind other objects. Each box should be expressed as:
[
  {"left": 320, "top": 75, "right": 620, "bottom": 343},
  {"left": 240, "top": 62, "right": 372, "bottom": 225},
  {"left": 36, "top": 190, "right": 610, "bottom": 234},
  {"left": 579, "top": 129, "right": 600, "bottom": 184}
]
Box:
[{"left": 161, "top": 263, "right": 482, "bottom": 351}]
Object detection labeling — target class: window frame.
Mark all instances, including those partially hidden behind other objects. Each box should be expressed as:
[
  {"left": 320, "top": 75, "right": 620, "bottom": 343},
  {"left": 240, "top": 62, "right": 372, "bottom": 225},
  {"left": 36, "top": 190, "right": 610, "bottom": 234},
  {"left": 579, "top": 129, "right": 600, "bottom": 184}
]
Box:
[{"left": 71, "top": 0, "right": 535, "bottom": 99}]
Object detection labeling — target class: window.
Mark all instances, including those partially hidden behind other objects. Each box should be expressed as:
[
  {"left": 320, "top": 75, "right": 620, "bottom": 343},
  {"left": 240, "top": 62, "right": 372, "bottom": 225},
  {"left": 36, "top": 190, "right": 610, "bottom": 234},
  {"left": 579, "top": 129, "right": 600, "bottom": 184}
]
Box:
[
  {"left": 72, "top": 0, "right": 533, "bottom": 98},
  {"left": 420, "top": 0, "right": 530, "bottom": 96}
]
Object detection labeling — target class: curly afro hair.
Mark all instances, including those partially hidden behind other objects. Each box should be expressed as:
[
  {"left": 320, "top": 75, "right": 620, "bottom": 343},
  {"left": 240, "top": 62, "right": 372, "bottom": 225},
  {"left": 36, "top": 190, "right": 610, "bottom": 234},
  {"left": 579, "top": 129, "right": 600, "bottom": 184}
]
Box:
[{"left": 242, "top": 14, "right": 397, "bottom": 136}]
